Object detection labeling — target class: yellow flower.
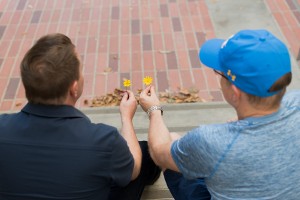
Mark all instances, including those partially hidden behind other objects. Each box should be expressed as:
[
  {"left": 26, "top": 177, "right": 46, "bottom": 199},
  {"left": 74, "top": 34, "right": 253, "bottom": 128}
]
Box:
[
  {"left": 123, "top": 79, "right": 131, "bottom": 87},
  {"left": 143, "top": 76, "right": 153, "bottom": 86}
]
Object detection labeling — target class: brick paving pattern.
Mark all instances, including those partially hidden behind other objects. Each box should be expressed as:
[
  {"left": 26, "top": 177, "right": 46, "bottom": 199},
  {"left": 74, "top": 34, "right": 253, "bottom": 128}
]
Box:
[{"left": 0, "top": 0, "right": 299, "bottom": 112}]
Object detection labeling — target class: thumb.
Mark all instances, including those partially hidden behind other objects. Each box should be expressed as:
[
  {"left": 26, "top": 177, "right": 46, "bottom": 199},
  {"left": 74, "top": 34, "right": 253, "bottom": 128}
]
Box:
[
  {"left": 127, "top": 90, "right": 134, "bottom": 100},
  {"left": 121, "top": 91, "right": 128, "bottom": 102},
  {"left": 142, "top": 86, "right": 151, "bottom": 96},
  {"left": 150, "top": 86, "right": 156, "bottom": 95}
]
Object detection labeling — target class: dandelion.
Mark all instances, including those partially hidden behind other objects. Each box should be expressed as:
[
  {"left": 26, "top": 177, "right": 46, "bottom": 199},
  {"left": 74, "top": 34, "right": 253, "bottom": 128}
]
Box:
[
  {"left": 123, "top": 79, "right": 131, "bottom": 89},
  {"left": 143, "top": 76, "right": 153, "bottom": 86}
]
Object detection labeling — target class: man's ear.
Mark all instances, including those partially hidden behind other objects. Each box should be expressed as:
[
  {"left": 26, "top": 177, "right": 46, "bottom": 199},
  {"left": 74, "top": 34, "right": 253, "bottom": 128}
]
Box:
[
  {"left": 70, "top": 80, "right": 79, "bottom": 98},
  {"left": 231, "top": 84, "right": 241, "bottom": 103}
]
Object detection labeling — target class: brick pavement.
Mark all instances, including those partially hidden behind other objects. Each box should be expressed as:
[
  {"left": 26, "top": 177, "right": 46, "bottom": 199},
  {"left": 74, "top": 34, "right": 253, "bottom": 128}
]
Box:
[{"left": 0, "top": 0, "right": 299, "bottom": 112}]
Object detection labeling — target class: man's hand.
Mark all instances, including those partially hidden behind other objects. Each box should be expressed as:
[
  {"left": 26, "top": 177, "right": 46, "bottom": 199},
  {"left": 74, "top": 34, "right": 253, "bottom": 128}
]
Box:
[
  {"left": 139, "top": 86, "right": 179, "bottom": 171},
  {"left": 120, "top": 90, "right": 137, "bottom": 122},
  {"left": 139, "top": 86, "right": 160, "bottom": 112},
  {"left": 119, "top": 90, "right": 141, "bottom": 180}
]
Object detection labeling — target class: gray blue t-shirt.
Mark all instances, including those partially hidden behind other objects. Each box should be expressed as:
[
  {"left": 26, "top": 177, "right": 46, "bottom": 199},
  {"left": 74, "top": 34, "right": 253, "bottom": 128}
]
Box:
[{"left": 171, "top": 90, "right": 300, "bottom": 199}]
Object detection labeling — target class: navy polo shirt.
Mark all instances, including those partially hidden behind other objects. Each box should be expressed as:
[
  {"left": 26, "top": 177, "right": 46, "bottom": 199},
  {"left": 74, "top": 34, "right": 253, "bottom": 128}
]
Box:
[{"left": 0, "top": 103, "right": 134, "bottom": 200}]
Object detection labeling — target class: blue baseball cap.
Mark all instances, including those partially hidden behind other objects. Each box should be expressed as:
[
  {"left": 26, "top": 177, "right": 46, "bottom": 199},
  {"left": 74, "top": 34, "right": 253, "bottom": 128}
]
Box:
[{"left": 199, "top": 29, "right": 291, "bottom": 97}]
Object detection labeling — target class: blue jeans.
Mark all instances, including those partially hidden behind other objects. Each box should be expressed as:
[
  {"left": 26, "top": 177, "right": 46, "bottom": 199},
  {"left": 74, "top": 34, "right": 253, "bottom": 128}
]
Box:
[{"left": 164, "top": 169, "right": 211, "bottom": 200}]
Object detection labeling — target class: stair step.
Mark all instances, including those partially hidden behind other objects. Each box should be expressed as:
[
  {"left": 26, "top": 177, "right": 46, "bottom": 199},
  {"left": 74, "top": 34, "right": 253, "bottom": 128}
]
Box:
[
  {"left": 84, "top": 102, "right": 236, "bottom": 134},
  {"left": 141, "top": 174, "right": 173, "bottom": 200}
]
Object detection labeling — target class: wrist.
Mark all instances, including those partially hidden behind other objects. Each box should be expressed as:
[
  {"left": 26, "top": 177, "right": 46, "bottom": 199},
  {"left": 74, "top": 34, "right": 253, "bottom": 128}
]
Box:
[
  {"left": 146, "top": 105, "right": 163, "bottom": 118},
  {"left": 121, "top": 115, "right": 133, "bottom": 123},
  {"left": 149, "top": 110, "right": 162, "bottom": 119}
]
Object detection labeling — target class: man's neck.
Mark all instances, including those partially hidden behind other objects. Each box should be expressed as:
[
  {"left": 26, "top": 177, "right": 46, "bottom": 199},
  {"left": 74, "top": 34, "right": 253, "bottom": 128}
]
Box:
[
  {"left": 63, "top": 95, "right": 77, "bottom": 106},
  {"left": 236, "top": 104, "right": 280, "bottom": 120}
]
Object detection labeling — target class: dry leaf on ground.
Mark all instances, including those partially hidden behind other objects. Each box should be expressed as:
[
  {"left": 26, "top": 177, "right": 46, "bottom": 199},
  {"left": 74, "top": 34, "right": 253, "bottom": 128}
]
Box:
[{"left": 89, "top": 88, "right": 204, "bottom": 107}]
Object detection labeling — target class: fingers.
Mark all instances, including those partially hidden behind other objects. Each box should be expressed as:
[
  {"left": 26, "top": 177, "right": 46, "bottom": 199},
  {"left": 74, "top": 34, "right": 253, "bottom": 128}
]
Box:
[
  {"left": 121, "top": 90, "right": 137, "bottom": 105},
  {"left": 141, "top": 85, "right": 156, "bottom": 98}
]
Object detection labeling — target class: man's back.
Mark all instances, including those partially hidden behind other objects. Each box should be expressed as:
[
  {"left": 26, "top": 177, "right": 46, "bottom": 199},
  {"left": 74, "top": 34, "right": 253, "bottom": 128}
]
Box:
[
  {"left": 171, "top": 90, "right": 300, "bottom": 199},
  {"left": 0, "top": 103, "right": 133, "bottom": 200}
]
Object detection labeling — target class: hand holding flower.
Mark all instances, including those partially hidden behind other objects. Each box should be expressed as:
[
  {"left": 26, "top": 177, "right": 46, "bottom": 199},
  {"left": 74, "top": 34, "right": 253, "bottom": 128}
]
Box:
[{"left": 139, "top": 85, "right": 160, "bottom": 113}]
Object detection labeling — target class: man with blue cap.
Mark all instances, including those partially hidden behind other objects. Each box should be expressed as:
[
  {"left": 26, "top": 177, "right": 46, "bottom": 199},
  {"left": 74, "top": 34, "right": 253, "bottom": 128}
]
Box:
[{"left": 139, "top": 29, "right": 300, "bottom": 199}]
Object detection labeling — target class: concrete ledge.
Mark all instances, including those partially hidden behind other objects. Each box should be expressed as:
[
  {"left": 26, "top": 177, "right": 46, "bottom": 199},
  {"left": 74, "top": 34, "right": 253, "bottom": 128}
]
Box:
[
  {"left": 84, "top": 102, "right": 236, "bottom": 135},
  {"left": 83, "top": 101, "right": 231, "bottom": 114}
]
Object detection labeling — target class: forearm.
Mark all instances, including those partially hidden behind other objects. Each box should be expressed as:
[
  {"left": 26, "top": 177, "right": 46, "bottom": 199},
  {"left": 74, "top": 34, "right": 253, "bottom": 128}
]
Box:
[
  {"left": 148, "top": 111, "right": 179, "bottom": 171},
  {"left": 139, "top": 85, "right": 179, "bottom": 171},
  {"left": 121, "top": 118, "right": 142, "bottom": 180}
]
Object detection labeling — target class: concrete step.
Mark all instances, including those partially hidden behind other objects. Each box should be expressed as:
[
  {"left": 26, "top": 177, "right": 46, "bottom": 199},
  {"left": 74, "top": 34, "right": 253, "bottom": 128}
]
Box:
[
  {"left": 141, "top": 174, "right": 173, "bottom": 200},
  {"left": 83, "top": 102, "right": 236, "bottom": 136}
]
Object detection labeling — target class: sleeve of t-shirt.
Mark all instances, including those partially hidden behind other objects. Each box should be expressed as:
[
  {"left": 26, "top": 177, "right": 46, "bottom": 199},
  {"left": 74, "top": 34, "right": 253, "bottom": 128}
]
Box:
[
  {"left": 110, "top": 130, "right": 134, "bottom": 187},
  {"left": 171, "top": 125, "right": 236, "bottom": 179}
]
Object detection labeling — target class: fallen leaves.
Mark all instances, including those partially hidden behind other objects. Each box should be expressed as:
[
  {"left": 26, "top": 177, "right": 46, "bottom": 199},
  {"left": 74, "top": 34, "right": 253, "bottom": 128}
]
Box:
[
  {"left": 90, "top": 88, "right": 124, "bottom": 107},
  {"left": 15, "top": 102, "right": 22, "bottom": 107},
  {"left": 89, "top": 88, "right": 204, "bottom": 107},
  {"left": 159, "top": 88, "right": 204, "bottom": 104},
  {"left": 103, "top": 67, "right": 112, "bottom": 73}
]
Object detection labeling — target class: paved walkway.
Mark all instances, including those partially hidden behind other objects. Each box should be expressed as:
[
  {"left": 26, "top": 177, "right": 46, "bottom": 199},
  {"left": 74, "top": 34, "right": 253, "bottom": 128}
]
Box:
[{"left": 0, "top": 0, "right": 299, "bottom": 112}]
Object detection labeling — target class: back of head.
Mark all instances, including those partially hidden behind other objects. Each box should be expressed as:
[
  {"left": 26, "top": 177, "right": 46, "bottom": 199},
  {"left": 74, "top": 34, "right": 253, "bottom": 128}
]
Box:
[
  {"left": 199, "top": 29, "right": 292, "bottom": 108},
  {"left": 21, "top": 33, "right": 80, "bottom": 104}
]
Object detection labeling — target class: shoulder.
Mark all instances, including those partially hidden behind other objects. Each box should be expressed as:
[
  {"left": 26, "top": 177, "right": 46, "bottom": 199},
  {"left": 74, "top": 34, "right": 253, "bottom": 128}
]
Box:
[
  {"left": 91, "top": 123, "right": 118, "bottom": 134},
  {"left": 84, "top": 122, "right": 124, "bottom": 145},
  {"left": 186, "top": 123, "right": 239, "bottom": 142},
  {"left": 177, "top": 123, "right": 242, "bottom": 159},
  {"left": 61, "top": 117, "right": 123, "bottom": 148},
  {"left": 281, "top": 90, "right": 300, "bottom": 107},
  {"left": 0, "top": 113, "right": 11, "bottom": 120},
  {"left": 0, "top": 112, "right": 20, "bottom": 129},
  {"left": 171, "top": 123, "right": 240, "bottom": 178},
  {"left": 174, "top": 123, "right": 240, "bottom": 157},
  {"left": 70, "top": 115, "right": 118, "bottom": 136}
]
